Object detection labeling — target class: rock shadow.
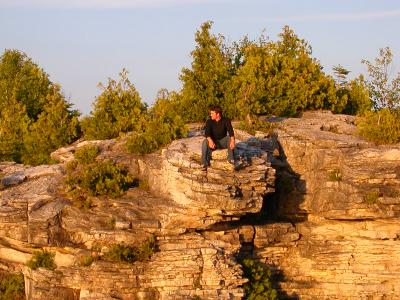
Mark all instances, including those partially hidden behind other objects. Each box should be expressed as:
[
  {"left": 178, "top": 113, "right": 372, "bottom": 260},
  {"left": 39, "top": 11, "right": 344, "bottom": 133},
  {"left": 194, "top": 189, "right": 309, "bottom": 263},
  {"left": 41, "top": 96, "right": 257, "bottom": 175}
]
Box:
[{"left": 262, "top": 133, "right": 307, "bottom": 223}]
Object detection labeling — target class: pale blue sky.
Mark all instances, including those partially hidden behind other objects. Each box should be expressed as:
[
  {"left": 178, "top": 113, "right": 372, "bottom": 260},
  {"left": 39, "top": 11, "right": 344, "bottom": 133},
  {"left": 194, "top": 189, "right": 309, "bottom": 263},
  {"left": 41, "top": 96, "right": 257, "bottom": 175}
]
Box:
[{"left": 1, "top": 0, "right": 400, "bottom": 115}]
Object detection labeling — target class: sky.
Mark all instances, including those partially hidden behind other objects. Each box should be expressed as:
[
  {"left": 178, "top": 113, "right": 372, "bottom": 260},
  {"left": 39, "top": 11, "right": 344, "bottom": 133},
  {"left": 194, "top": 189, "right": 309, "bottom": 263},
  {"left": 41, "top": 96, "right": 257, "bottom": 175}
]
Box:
[{"left": 1, "top": 0, "right": 400, "bottom": 115}]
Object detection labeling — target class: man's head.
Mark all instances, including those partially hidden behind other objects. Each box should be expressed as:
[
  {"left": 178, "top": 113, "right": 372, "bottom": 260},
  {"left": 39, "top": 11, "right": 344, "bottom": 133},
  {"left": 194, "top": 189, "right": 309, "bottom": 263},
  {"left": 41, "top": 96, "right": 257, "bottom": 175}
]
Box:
[{"left": 209, "top": 105, "right": 222, "bottom": 121}]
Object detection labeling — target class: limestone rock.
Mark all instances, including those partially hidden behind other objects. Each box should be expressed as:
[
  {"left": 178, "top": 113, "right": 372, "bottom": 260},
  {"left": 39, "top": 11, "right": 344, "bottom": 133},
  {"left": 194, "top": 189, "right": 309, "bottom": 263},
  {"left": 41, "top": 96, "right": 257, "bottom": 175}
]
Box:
[
  {"left": 248, "top": 111, "right": 400, "bottom": 299},
  {"left": 1, "top": 133, "right": 276, "bottom": 299},
  {"left": 138, "top": 136, "right": 275, "bottom": 229}
]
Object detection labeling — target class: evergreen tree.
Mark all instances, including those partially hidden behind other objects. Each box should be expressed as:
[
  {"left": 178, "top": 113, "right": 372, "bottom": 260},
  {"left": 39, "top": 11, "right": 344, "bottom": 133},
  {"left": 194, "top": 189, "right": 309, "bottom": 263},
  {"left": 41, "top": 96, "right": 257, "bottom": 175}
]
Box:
[
  {"left": 22, "top": 85, "right": 80, "bottom": 165},
  {"left": 333, "top": 64, "right": 350, "bottom": 87},
  {"left": 0, "top": 99, "right": 30, "bottom": 162},
  {"left": 179, "top": 21, "right": 234, "bottom": 122},
  {"left": 234, "top": 26, "right": 339, "bottom": 120},
  {"left": 81, "top": 69, "right": 146, "bottom": 140},
  {"left": 0, "top": 49, "right": 52, "bottom": 120},
  {"left": 340, "top": 75, "right": 372, "bottom": 115},
  {"left": 0, "top": 49, "right": 79, "bottom": 164}
]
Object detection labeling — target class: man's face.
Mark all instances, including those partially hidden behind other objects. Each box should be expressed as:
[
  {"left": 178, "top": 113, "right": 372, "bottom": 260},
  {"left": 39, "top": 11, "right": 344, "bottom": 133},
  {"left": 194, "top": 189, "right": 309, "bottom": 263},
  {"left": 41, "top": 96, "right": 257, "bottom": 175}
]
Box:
[{"left": 210, "top": 110, "right": 220, "bottom": 121}]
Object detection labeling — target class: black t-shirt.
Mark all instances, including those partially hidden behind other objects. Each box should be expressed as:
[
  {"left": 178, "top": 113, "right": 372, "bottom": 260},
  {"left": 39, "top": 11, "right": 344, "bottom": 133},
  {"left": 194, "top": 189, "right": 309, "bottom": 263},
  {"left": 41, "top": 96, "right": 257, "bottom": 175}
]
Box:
[{"left": 204, "top": 118, "right": 234, "bottom": 141}]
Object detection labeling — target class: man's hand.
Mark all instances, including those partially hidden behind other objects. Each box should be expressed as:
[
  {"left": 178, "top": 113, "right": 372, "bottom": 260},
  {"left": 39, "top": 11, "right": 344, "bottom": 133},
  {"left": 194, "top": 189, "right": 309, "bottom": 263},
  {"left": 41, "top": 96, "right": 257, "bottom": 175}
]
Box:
[
  {"left": 208, "top": 138, "right": 216, "bottom": 149},
  {"left": 229, "top": 137, "right": 235, "bottom": 150}
]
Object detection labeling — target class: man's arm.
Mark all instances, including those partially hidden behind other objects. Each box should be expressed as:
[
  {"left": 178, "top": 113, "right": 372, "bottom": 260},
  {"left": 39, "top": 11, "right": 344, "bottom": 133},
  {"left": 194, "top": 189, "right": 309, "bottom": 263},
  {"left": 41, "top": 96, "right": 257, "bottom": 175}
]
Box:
[
  {"left": 226, "top": 119, "right": 235, "bottom": 150},
  {"left": 205, "top": 119, "right": 216, "bottom": 149},
  {"left": 229, "top": 136, "right": 235, "bottom": 150},
  {"left": 208, "top": 137, "right": 216, "bottom": 149}
]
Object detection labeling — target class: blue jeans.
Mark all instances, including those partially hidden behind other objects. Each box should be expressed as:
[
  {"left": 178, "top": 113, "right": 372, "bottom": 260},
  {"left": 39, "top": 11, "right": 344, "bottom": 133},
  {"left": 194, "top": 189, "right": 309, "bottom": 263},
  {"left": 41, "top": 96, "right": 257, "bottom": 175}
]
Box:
[{"left": 201, "top": 136, "right": 234, "bottom": 167}]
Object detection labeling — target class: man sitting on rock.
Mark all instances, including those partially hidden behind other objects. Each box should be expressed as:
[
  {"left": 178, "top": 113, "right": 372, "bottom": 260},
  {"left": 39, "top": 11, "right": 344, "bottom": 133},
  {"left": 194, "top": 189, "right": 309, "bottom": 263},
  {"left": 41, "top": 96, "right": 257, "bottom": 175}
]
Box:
[{"left": 201, "top": 105, "right": 235, "bottom": 170}]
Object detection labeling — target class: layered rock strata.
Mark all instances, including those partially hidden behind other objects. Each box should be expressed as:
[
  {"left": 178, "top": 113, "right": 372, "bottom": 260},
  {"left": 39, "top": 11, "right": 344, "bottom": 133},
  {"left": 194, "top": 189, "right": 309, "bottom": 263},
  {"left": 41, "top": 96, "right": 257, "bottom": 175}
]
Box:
[
  {"left": 251, "top": 111, "right": 400, "bottom": 299},
  {"left": 0, "top": 133, "right": 275, "bottom": 299}
]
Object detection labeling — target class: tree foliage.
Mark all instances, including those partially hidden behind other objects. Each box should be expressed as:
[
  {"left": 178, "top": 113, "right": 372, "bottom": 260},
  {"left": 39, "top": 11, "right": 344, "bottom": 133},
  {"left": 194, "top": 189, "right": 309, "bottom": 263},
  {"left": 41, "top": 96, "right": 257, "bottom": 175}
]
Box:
[
  {"left": 179, "top": 21, "right": 234, "bottom": 122},
  {"left": 362, "top": 47, "right": 400, "bottom": 110},
  {"left": 241, "top": 258, "right": 278, "bottom": 300},
  {"left": 0, "top": 49, "right": 51, "bottom": 120},
  {"left": 81, "top": 69, "right": 146, "bottom": 140},
  {"left": 22, "top": 85, "right": 80, "bottom": 165},
  {"left": 178, "top": 23, "right": 351, "bottom": 123},
  {"left": 126, "top": 89, "right": 187, "bottom": 154},
  {"left": 356, "top": 108, "right": 400, "bottom": 144},
  {"left": 340, "top": 75, "right": 372, "bottom": 115},
  {"left": 0, "top": 49, "right": 79, "bottom": 165},
  {"left": 0, "top": 99, "right": 30, "bottom": 162},
  {"left": 0, "top": 273, "right": 25, "bottom": 300}
]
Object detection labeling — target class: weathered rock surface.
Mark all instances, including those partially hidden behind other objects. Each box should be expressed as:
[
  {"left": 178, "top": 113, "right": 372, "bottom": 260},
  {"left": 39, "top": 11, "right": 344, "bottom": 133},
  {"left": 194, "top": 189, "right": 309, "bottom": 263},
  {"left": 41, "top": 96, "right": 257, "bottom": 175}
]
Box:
[
  {"left": 0, "top": 132, "right": 275, "bottom": 299},
  {"left": 250, "top": 111, "right": 400, "bottom": 299},
  {"left": 2, "top": 111, "right": 400, "bottom": 300},
  {"left": 138, "top": 136, "right": 275, "bottom": 229}
]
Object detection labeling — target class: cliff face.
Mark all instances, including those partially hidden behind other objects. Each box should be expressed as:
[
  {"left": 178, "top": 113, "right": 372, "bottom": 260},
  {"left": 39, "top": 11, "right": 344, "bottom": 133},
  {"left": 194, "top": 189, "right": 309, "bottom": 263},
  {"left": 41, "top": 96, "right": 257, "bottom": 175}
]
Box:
[
  {"left": 253, "top": 111, "right": 400, "bottom": 299},
  {"left": 0, "top": 134, "right": 275, "bottom": 299},
  {"left": 1, "top": 111, "right": 400, "bottom": 299}
]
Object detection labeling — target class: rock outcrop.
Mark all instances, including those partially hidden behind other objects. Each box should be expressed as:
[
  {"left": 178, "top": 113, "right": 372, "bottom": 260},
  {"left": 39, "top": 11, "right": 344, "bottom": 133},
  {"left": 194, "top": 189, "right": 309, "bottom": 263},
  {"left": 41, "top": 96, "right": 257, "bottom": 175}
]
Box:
[
  {"left": 251, "top": 111, "right": 400, "bottom": 299},
  {"left": 0, "top": 132, "right": 275, "bottom": 299},
  {"left": 2, "top": 111, "right": 400, "bottom": 299}
]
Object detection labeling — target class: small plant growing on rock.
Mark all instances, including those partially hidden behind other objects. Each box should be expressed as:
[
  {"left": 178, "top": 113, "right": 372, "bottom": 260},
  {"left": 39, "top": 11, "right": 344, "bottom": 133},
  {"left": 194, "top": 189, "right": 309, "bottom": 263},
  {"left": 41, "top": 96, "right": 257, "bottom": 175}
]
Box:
[
  {"left": 138, "top": 178, "right": 150, "bottom": 191},
  {"left": 328, "top": 169, "right": 342, "bottom": 181},
  {"left": 135, "top": 235, "right": 156, "bottom": 261},
  {"left": 78, "top": 255, "right": 95, "bottom": 267},
  {"left": 27, "top": 250, "right": 56, "bottom": 270},
  {"left": 105, "top": 236, "right": 156, "bottom": 263},
  {"left": 239, "top": 119, "right": 275, "bottom": 136},
  {"left": 105, "top": 244, "right": 136, "bottom": 263},
  {"left": 0, "top": 272, "right": 25, "bottom": 300},
  {"left": 356, "top": 109, "right": 400, "bottom": 144},
  {"left": 65, "top": 147, "right": 134, "bottom": 207},
  {"left": 364, "top": 189, "right": 381, "bottom": 205},
  {"left": 74, "top": 144, "right": 99, "bottom": 165},
  {"left": 240, "top": 258, "right": 278, "bottom": 300}
]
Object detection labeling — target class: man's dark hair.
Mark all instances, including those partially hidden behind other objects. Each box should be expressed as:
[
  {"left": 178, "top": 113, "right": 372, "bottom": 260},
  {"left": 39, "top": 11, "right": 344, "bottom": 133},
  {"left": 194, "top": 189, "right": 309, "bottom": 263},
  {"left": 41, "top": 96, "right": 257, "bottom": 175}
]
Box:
[{"left": 209, "top": 105, "right": 223, "bottom": 116}]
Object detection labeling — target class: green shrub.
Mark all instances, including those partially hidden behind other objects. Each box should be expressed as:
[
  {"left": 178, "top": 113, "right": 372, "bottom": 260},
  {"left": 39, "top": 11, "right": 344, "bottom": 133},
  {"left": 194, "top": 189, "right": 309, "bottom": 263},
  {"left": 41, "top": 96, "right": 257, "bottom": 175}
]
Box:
[
  {"left": 240, "top": 258, "right": 278, "bottom": 300},
  {"left": 126, "top": 114, "right": 187, "bottom": 155},
  {"left": 365, "top": 189, "right": 381, "bottom": 205},
  {"left": 239, "top": 119, "right": 275, "bottom": 136},
  {"left": 356, "top": 109, "right": 400, "bottom": 144},
  {"left": 74, "top": 144, "right": 99, "bottom": 164},
  {"left": 328, "top": 169, "right": 342, "bottom": 181},
  {"left": 78, "top": 255, "right": 95, "bottom": 267},
  {"left": 105, "top": 244, "right": 136, "bottom": 263},
  {"left": 65, "top": 159, "right": 134, "bottom": 200},
  {"left": 27, "top": 250, "right": 56, "bottom": 270},
  {"left": 105, "top": 236, "right": 155, "bottom": 263},
  {"left": 0, "top": 273, "right": 25, "bottom": 300},
  {"left": 81, "top": 69, "right": 146, "bottom": 140},
  {"left": 135, "top": 235, "right": 156, "bottom": 261},
  {"left": 126, "top": 132, "right": 159, "bottom": 155}
]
